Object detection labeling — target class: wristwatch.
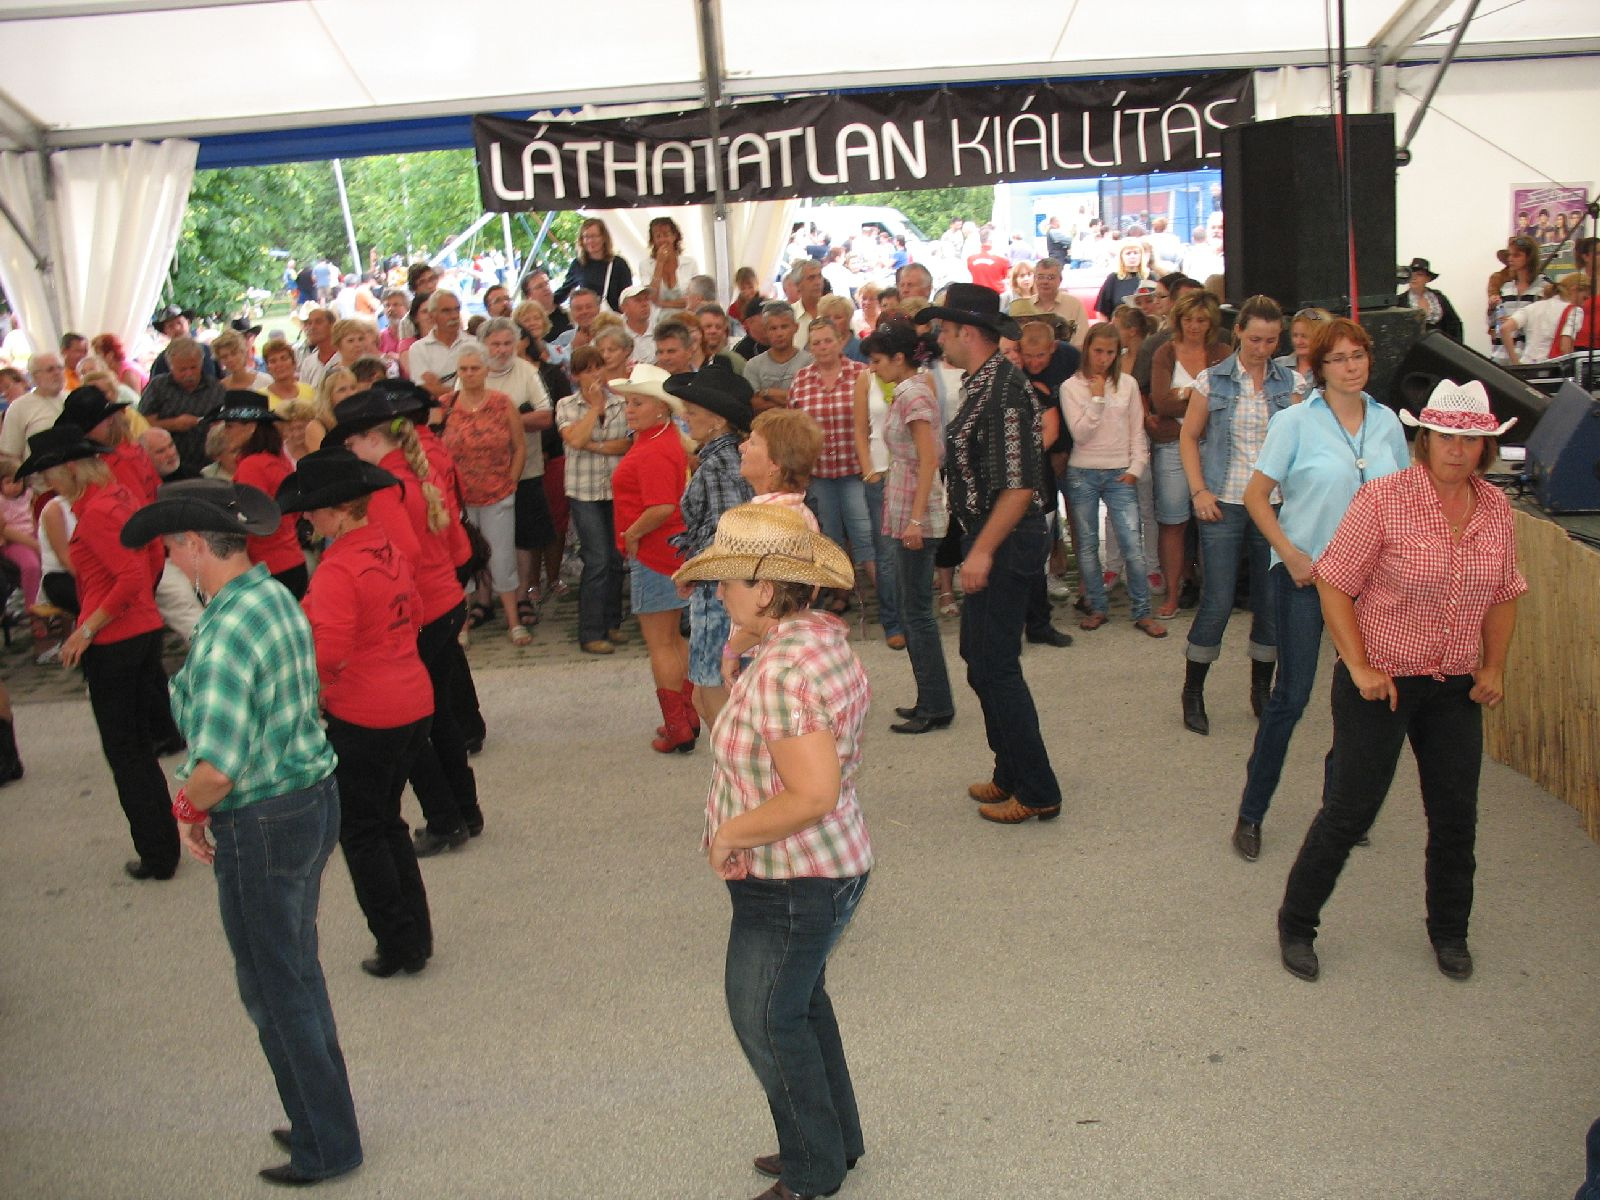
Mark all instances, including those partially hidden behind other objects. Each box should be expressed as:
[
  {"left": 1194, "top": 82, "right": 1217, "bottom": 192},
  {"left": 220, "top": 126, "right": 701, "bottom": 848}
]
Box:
[{"left": 78, "top": 625, "right": 95, "bottom": 643}]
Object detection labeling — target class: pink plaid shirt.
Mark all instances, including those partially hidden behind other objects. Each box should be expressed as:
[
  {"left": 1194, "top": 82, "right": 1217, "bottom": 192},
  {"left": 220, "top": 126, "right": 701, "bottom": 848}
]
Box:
[
  {"left": 704, "top": 609, "right": 874, "bottom": 879},
  {"left": 789, "top": 359, "right": 867, "bottom": 479},
  {"left": 1315, "top": 465, "right": 1527, "bottom": 679}
]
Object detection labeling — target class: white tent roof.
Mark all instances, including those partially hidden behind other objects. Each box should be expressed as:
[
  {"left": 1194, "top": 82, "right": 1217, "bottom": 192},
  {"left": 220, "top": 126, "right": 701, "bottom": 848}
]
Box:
[{"left": 1, "top": 0, "right": 1596, "bottom": 150}]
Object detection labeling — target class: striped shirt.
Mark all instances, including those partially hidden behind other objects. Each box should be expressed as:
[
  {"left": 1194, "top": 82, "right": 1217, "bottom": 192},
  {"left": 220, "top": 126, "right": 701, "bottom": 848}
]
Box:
[
  {"left": 170, "top": 564, "right": 337, "bottom": 811},
  {"left": 705, "top": 609, "right": 873, "bottom": 880}
]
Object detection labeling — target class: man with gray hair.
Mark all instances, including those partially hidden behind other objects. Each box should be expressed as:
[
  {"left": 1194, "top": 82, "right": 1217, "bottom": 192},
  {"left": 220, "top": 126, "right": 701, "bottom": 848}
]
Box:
[
  {"left": 407, "top": 289, "right": 479, "bottom": 397},
  {"left": 0, "top": 352, "right": 68, "bottom": 460},
  {"left": 1022, "top": 258, "right": 1088, "bottom": 349},
  {"left": 138, "top": 338, "right": 225, "bottom": 474},
  {"left": 789, "top": 259, "right": 825, "bottom": 341},
  {"left": 482, "top": 315, "right": 555, "bottom": 607},
  {"left": 896, "top": 262, "right": 934, "bottom": 303}
]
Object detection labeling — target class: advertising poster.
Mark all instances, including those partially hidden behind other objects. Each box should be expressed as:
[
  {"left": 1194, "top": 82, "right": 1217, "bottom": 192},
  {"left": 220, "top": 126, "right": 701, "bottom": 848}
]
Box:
[{"left": 1511, "top": 184, "right": 1591, "bottom": 273}]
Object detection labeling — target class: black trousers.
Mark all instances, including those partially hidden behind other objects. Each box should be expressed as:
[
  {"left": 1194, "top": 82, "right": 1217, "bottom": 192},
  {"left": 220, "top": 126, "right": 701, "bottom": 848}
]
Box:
[
  {"left": 82, "top": 630, "right": 178, "bottom": 871},
  {"left": 326, "top": 714, "right": 433, "bottom": 961},
  {"left": 1279, "top": 663, "right": 1482, "bottom": 945},
  {"left": 407, "top": 604, "right": 481, "bottom": 836}
]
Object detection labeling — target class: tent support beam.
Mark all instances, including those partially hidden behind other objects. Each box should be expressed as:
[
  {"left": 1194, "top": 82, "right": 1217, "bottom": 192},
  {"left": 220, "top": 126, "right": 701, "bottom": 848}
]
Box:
[
  {"left": 695, "top": 0, "right": 730, "bottom": 294},
  {"left": 1398, "top": 0, "right": 1481, "bottom": 156},
  {"left": 1370, "top": 0, "right": 1454, "bottom": 66},
  {"left": 0, "top": 190, "right": 50, "bottom": 274}
]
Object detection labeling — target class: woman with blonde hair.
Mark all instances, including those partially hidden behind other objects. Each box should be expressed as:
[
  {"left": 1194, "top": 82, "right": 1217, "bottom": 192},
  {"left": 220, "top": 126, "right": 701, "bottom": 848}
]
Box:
[
  {"left": 555, "top": 216, "right": 633, "bottom": 312},
  {"left": 330, "top": 318, "right": 377, "bottom": 368},
  {"left": 213, "top": 330, "right": 271, "bottom": 393},
  {"left": 1006, "top": 260, "right": 1037, "bottom": 308},
  {"left": 304, "top": 367, "right": 358, "bottom": 452},
  {"left": 1094, "top": 240, "right": 1153, "bottom": 318}
]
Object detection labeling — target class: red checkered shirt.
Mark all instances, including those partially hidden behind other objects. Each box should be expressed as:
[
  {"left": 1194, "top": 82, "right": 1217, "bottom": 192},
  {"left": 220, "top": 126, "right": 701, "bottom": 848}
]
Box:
[
  {"left": 789, "top": 359, "right": 867, "bottom": 479},
  {"left": 1314, "top": 465, "right": 1527, "bottom": 679},
  {"left": 704, "top": 609, "right": 874, "bottom": 880}
]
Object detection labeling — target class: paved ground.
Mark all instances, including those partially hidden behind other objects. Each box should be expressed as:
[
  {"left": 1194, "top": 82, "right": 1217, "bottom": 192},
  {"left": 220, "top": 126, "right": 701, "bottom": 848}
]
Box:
[{"left": 2, "top": 586, "right": 1596, "bottom": 1199}]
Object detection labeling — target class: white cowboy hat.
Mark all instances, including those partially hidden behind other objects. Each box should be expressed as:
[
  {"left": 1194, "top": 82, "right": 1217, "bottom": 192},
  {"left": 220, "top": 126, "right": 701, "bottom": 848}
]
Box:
[
  {"left": 1399, "top": 379, "right": 1517, "bottom": 437},
  {"left": 607, "top": 362, "right": 683, "bottom": 416}
]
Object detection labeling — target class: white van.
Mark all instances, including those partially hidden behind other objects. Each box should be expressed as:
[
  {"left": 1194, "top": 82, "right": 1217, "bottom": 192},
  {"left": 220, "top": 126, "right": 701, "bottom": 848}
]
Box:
[{"left": 784, "top": 204, "right": 942, "bottom": 287}]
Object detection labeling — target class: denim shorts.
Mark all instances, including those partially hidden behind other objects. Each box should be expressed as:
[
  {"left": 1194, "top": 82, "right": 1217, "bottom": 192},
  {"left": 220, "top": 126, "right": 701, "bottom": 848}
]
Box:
[
  {"left": 688, "top": 582, "right": 732, "bottom": 687},
  {"left": 630, "top": 559, "right": 688, "bottom": 615},
  {"left": 1150, "top": 440, "right": 1192, "bottom": 525}
]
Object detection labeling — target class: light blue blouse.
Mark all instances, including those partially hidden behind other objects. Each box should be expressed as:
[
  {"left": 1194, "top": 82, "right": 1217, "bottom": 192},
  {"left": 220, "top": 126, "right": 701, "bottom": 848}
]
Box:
[{"left": 1253, "top": 390, "right": 1409, "bottom": 568}]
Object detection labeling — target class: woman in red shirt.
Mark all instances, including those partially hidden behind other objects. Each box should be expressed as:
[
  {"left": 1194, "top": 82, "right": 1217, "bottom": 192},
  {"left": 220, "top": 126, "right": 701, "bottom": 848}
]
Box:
[
  {"left": 16, "top": 425, "right": 176, "bottom": 881},
  {"left": 214, "top": 394, "right": 309, "bottom": 598},
  {"left": 609, "top": 364, "right": 693, "bottom": 753},
  {"left": 55, "top": 385, "right": 160, "bottom": 504},
  {"left": 328, "top": 390, "right": 483, "bottom": 857},
  {"left": 280, "top": 447, "right": 437, "bottom": 977}
]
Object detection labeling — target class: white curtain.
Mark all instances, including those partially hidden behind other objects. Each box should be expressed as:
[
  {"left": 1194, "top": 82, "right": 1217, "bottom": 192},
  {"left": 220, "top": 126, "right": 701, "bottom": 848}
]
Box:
[
  {"left": 0, "top": 138, "right": 197, "bottom": 356},
  {"left": 1254, "top": 65, "right": 1375, "bottom": 120}
]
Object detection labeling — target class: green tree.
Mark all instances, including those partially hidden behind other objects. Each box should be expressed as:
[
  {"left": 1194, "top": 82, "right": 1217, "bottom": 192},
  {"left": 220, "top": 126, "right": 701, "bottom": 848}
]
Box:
[{"left": 829, "top": 187, "right": 992, "bottom": 242}]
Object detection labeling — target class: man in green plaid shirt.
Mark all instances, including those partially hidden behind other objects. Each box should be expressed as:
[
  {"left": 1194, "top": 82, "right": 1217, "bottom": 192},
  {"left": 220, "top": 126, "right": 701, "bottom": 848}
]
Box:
[{"left": 121, "top": 478, "right": 361, "bottom": 1187}]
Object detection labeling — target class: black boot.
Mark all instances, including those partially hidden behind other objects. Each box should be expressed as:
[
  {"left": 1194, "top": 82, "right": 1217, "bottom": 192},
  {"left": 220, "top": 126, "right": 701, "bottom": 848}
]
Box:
[
  {"left": 1251, "top": 658, "right": 1276, "bottom": 719},
  {"left": 0, "top": 718, "right": 21, "bottom": 786},
  {"left": 1182, "top": 660, "right": 1210, "bottom": 736}
]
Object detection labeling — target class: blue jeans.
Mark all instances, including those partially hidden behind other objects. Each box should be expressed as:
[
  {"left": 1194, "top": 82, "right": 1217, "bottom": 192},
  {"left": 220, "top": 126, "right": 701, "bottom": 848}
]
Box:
[
  {"left": 959, "top": 512, "right": 1062, "bottom": 810},
  {"left": 1065, "top": 467, "right": 1152, "bottom": 620},
  {"left": 862, "top": 477, "right": 902, "bottom": 636},
  {"left": 895, "top": 538, "right": 953, "bottom": 717},
  {"left": 569, "top": 498, "right": 624, "bottom": 643},
  {"left": 1578, "top": 1117, "right": 1600, "bottom": 1200},
  {"left": 1239, "top": 565, "right": 1326, "bottom": 824},
  {"left": 1186, "top": 501, "right": 1277, "bottom": 663},
  {"left": 726, "top": 873, "right": 869, "bottom": 1198},
  {"left": 1279, "top": 664, "right": 1481, "bottom": 945},
  {"left": 209, "top": 777, "right": 363, "bottom": 1180},
  {"left": 809, "top": 474, "right": 875, "bottom": 567}
]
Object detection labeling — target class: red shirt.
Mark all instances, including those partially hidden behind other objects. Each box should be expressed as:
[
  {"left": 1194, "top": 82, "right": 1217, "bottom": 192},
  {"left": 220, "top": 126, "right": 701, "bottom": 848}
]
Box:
[
  {"left": 373, "top": 448, "right": 464, "bottom": 623},
  {"left": 1314, "top": 465, "right": 1528, "bottom": 679},
  {"left": 103, "top": 442, "right": 160, "bottom": 506},
  {"left": 232, "top": 450, "right": 306, "bottom": 575},
  {"left": 301, "top": 522, "right": 432, "bottom": 728},
  {"left": 966, "top": 252, "right": 1010, "bottom": 293},
  {"left": 789, "top": 359, "right": 867, "bottom": 479},
  {"left": 70, "top": 481, "right": 163, "bottom": 644},
  {"left": 612, "top": 423, "right": 687, "bottom": 575},
  {"left": 418, "top": 425, "right": 471, "bottom": 567}
]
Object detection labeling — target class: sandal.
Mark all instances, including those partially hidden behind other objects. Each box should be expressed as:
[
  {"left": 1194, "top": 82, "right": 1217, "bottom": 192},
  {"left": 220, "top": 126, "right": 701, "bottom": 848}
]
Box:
[
  {"left": 517, "top": 598, "right": 540, "bottom": 626},
  {"left": 509, "top": 624, "right": 533, "bottom": 646},
  {"left": 467, "top": 602, "right": 494, "bottom": 629},
  {"left": 1134, "top": 617, "right": 1168, "bottom": 639},
  {"left": 1078, "top": 612, "right": 1108, "bottom": 631},
  {"left": 1155, "top": 599, "right": 1181, "bottom": 619},
  {"left": 937, "top": 590, "right": 959, "bottom": 618}
]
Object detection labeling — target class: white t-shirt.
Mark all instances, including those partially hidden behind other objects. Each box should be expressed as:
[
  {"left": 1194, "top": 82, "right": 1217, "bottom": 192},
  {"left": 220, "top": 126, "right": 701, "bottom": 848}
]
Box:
[
  {"left": 406, "top": 332, "right": 482, "bottom": 388},
  {"left": 488, "top": 357, "right": 552, "bottom": 478},
  {"left": 1507, "top": 295, "right": 1582, "bottom": 363}
]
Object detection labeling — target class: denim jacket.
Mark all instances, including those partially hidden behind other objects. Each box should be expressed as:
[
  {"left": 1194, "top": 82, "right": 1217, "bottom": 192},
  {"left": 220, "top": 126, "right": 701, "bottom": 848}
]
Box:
[{"left": 1199, "top": 352, "right": 1297, "bottom": 494}]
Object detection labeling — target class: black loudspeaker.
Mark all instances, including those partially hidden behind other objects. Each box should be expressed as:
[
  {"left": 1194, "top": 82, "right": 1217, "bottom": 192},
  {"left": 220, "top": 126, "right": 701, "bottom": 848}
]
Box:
[
  {"left": 1524, "top": 382, "right": 1600, "bottom": 512},
  {"left": 1391, "top": 330, "right": 1550, "bottom": 446},
  {"left": 1222, "top": 114, "right": 1397, "bottom": 312},
  {"left": 1357, "top": 306, "right": 1426, "bottom": 411}
]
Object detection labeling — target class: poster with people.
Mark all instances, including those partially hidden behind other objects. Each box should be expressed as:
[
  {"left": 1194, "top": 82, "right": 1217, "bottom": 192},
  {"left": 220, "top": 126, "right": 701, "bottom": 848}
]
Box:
[{"left": 1511, "top": 184, "right": 1590, "bottom": 273}]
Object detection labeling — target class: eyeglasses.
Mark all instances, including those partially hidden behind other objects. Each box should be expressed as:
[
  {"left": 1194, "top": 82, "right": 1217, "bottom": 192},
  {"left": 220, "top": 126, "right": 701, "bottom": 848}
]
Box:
[{"left": 1324, "top": 351, "right": 1369, "bottom": 366}]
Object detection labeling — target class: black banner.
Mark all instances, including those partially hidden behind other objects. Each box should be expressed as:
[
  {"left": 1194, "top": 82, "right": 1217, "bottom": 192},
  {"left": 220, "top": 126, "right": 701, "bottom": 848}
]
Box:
[{"left": 475, "top": 73, "right": 1255, "bottom": 212}]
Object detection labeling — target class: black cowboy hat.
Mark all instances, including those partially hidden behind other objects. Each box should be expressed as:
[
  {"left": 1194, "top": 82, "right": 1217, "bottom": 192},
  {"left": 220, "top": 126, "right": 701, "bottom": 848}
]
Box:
[
  {"left": 54, "top": 385, "right": 130, "bottom": 434},
  {"left": 14, "top": 424, "right": 108, "bottom": 479},
  {"left": 204, "top": 391, "right": 281, "bottom": 425},
  {"left": 229, "top": 316, "right": 263, "bottom": 338},
  {"left": 276, "top": 448, "right": 400, "bottom": 514},
  {"left": 913, "top": 282, "right": 1020, "bottom": 340},
  {"left": 120, "top": 478, "right": 281, "bottom": 548},
  {"left": 322, "top": 389, "right": 402, "bottom": 446},
  {"left": 153, "top": 303, "right": 194, "bottom": 330},
  {"left": 664, "top": 372, "right": 754, "bottom": 432},
  {"left": 367, "top": 376, "right": 436, "bottom": 418},
  {"left": 1405, "top": 257, "right": 1439, "bottom": 281}
]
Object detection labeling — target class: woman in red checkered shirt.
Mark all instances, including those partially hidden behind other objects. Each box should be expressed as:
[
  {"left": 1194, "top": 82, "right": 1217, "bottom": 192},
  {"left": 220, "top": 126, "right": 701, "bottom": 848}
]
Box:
[
  {"left": 675, "top": 503, "right": 872, "bottom": 1200},
  {"left": 1276, "top": 380, "right": 1526, "bottom": 986}
]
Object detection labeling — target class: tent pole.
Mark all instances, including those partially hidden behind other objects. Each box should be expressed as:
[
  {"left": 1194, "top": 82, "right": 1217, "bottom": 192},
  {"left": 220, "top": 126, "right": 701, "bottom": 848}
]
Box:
[
  {"left": 501, "top": 212, "right": 515, "bottom": 276},
  {"left": 696, "top": 0, "right": 730, "bottom": 296},
  {"left": 331, "top": 157, "right": 360, "bottom": 277},
  {"left": 1398, "top": 0, "right": 1480, "bottom": 157}
]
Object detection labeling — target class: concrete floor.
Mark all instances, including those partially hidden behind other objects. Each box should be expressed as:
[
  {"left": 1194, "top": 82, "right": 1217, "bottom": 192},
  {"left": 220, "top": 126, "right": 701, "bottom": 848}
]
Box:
[{"left": 1, "top": 596, "right": 1596, "bottom": 1199}]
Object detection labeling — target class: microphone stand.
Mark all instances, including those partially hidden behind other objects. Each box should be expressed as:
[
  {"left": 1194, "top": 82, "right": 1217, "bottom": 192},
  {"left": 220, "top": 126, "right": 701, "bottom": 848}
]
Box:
[{"left": 1534, "top": 198, "right": 1600, "bottom": 393}]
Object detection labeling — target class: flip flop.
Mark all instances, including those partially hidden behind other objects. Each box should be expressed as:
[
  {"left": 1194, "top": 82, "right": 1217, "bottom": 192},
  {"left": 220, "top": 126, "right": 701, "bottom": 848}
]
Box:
[
  {"left": 1078, "top": 612, "right": 1108, "bottom": 630},
  {"left": 1134, "top": 617, "right": 1168, "bottom": 639}
]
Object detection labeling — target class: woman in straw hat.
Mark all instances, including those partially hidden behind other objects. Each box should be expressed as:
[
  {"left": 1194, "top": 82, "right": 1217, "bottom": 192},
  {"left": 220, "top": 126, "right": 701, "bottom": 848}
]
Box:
[
  {"left": 120, "top": 477, "right": 361, "bottom": 1187},
  {"left": 609, "top": 363, "right": 695, "bottom": 753},
  {"left": 1276, "top": 379, "right": 1525, "bottom": 985},
  {"left": 674, "top": 502, "right": 872, "bottom": 1200},
  {"left": 15, "top": 425, "right": 178, "bottom": 880},
  {"left": 278, "top": 447, "right": 438, "bottom": 979}
]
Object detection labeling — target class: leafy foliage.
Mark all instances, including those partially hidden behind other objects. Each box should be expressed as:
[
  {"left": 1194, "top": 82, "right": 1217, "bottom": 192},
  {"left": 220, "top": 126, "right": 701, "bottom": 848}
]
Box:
[{"left": 826, "top": 187, "right": 993, "bottom": 242}]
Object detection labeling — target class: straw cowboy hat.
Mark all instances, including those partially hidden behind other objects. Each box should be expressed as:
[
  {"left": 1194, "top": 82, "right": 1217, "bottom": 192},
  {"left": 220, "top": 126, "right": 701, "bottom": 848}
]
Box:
[
  {"left": 608, "top": 363, "right": 684, "bottom": 416},
  {"left": 275, "top": 447, "right": 400, "bottom": 514},
  {"left": 673, "top": 503, "right": 854, "bottom": 590},
  {"left": 1399, "top": 379, "right": 1517, "bottom": 437},
  {"left": 120, "top": 478, "right": 281, "bottom": 547}
]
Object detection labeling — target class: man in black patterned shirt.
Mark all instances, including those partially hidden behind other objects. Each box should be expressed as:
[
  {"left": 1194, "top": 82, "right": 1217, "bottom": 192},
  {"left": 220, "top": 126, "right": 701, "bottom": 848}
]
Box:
[{"left": 916, "top": 285, "right": 1064, "bottom": 824}]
